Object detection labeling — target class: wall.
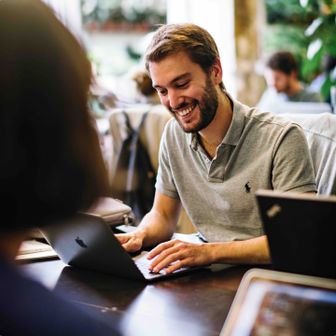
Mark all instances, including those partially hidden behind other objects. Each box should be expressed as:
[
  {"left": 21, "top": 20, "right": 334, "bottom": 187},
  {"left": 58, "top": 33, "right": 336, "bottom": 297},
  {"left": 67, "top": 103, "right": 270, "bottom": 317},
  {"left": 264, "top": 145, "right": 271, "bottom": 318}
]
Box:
[{"left": 166, "top": 0, "right": 237, "bottom": 98}]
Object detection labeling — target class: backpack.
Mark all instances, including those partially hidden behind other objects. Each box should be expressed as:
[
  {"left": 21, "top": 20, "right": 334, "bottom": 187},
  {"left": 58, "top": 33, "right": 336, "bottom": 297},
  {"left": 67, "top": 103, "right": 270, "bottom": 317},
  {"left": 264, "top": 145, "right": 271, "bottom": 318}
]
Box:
[{"left": 110, "top": 111, "right": 156, "bottom": 222}]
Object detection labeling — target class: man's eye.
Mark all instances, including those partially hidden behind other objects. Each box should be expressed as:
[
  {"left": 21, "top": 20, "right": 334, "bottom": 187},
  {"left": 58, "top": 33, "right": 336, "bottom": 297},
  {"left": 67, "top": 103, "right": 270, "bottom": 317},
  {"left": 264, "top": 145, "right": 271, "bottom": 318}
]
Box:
[
  {"left": 176, "top": 82, "right": 188, "bottom": 88},
  {"left": 157, "top": 88, "right": 167, "bottom": 96}
]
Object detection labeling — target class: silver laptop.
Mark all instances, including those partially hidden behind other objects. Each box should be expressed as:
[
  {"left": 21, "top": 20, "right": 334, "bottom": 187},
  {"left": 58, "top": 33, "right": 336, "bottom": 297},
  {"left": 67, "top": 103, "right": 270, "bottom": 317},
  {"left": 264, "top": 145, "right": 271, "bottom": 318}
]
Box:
[
  {"left": 41, "top": 214, "right": 202, "bottom": 282},
  {"left": 220, "top": 268, "right": 336, "bottom": 336},
  {"left": 255, "top": 189, "right": 336, "bottom": 279}
]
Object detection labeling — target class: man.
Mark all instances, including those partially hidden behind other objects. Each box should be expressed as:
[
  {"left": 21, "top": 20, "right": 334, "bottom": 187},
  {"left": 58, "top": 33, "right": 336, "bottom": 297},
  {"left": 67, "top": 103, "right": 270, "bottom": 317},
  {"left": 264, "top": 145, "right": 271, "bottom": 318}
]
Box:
[
  {"left": 257, "top": 51, "right": 322, "bottom": 111},
  {"left": 117, "top": 24, "right": 316, "bottom": 274}
]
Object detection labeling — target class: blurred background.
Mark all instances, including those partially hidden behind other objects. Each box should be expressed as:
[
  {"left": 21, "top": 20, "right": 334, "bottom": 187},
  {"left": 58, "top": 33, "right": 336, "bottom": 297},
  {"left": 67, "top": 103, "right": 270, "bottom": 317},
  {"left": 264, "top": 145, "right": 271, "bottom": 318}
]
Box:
[
  {"left": 40, "top": 0, "right": 336, "bottom": 230},
  {"left": 43, "top": 0, "right": 336, "bottom": 108}
]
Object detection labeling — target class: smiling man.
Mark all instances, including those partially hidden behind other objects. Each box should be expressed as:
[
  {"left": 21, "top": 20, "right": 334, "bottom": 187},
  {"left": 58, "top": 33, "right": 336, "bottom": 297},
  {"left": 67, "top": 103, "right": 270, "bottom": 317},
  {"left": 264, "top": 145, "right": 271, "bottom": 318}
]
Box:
[{"left": 117, "top": 24, "right": 316, "bottom": 274}]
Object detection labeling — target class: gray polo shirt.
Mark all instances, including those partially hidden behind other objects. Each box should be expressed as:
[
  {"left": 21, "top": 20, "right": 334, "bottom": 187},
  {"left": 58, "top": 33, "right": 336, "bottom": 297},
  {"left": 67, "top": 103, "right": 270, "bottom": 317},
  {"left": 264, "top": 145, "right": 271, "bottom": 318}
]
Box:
[{"left": 156, "top": 98, "right": 316, "bottom": 242}]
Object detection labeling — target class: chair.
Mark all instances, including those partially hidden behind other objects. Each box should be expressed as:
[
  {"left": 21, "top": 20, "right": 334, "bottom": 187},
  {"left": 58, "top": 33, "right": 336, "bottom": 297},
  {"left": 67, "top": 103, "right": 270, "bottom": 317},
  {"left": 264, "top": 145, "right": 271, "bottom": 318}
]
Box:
[
  {"left": 107, "top": 104, "right": 197, "bottom": 233},
  {"left": 269, "top": 102, "right": 332, "bottom": 115},
  {"left": 108, "top": 104, "right": 171, "bottom": 180},
  {"left": 281, "top": 113, "right": 336, "bottom": 195}
]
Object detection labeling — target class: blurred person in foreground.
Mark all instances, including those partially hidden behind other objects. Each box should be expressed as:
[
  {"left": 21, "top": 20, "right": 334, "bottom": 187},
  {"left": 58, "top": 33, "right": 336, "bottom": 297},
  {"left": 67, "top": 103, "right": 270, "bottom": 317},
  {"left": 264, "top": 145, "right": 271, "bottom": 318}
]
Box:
[
  {"left": 257, "top": 51, "right": 322, "bottom": 112},
  {"left": 0, "top": 1, "right": 121, "bottom": 335},
  {"left": 116, "top": 24, "right": 316, "bottom": 274}
]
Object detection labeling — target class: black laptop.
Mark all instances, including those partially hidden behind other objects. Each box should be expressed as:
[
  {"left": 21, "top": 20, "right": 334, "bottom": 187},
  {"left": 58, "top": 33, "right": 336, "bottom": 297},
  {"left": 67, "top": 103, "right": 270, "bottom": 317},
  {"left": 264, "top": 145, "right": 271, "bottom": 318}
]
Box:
[
  {"left": 41, "top": 214, "right": 203, "bottom": 282},
  {"left": 255, "top": 189, "right": 336, "bottom": 279}
]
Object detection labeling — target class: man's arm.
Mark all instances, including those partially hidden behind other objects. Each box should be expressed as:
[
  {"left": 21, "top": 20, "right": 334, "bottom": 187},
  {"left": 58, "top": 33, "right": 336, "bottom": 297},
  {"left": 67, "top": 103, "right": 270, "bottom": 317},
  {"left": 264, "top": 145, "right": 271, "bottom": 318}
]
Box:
[
  {"left": 116, "top": 191, "right": 181, "bottom": 252},
  {"left": 147, "top": 234, "right": 271, "bottom": 274},
  {"left": 209, "top": 235, "right": 270, "bottom": 264}
]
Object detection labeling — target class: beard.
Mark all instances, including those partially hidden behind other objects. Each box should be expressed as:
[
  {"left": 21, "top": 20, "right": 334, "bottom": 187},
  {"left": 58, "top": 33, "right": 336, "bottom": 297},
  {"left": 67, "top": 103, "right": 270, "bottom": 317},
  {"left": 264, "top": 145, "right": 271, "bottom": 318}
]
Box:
[
  {"left": 275, "top": 80, "right": 291, "bottom": 94},
  {"left": 174, "top": 76, "right": 218, "bottom": 133}
]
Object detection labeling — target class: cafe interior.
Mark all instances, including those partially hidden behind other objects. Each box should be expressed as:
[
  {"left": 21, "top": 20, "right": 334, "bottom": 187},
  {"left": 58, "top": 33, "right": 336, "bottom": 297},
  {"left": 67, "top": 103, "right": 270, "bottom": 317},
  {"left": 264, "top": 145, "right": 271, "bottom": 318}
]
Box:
[{"left": 2, "top": 0, "right": 336, "bottom": 335}]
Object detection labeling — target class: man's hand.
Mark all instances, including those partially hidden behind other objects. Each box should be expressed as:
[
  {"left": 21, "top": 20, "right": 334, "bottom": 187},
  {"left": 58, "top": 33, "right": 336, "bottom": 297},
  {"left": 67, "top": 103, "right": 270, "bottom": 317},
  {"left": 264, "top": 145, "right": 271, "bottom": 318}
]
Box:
[
  {"left": 116, "top": 232, "right": 144, "bottom": 253},
  {"left": 146, "top": 239, "right": 213, "bottom": 274}
]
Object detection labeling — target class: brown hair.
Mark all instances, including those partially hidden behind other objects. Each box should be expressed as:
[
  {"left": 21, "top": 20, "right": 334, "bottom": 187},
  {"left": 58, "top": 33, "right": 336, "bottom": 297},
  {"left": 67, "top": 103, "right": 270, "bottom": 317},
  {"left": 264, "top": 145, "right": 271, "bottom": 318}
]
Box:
[
  {"left": 145, "top": 23, "right": 225, "bottom": 90},
  {"left": 267, "top": 51, "right": 298, "bottom": 75},
  {"left": 0, "top": 0, "right": 108, "bottom": 232},
  {"left": 133, "top": 70, "right": 157, "bottom": 97}
]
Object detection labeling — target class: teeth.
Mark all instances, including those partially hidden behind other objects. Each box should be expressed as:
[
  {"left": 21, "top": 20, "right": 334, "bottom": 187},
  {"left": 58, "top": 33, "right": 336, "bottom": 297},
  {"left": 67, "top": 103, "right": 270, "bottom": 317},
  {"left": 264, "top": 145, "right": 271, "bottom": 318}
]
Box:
[{"left": 176, "top": 105, "right": 194, "bottom": 116}]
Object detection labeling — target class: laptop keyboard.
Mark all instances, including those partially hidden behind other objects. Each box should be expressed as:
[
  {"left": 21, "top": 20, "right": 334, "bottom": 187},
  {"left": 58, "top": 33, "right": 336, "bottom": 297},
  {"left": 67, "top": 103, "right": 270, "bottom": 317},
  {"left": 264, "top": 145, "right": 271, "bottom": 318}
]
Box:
[
  {"left": 135, "top": 254, "right": 166, "bottom": 278},
  {"left": 134, "top": 253, "right": 196, "bottom": 280}
]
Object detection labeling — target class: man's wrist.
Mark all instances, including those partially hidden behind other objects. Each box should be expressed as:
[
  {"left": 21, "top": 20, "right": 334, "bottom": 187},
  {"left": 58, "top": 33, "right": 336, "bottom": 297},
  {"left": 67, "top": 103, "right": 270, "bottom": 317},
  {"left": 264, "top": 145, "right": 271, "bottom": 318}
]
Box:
[
  {"left": 206, "top": 241, "right": 236, "bottom": 264},
  {"left": 133, "top": 228, "right": 147, "bottom": 245},
  {"left": 205, "top": 242, "right": 223, "bottom": 264}
]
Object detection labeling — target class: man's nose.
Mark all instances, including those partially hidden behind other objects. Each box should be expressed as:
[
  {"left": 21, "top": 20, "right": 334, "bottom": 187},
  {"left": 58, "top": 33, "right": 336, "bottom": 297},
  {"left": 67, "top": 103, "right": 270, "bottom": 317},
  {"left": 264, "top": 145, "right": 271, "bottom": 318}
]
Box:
[{"left": 168, "top": 90, "right": 183, "bottom": 109}]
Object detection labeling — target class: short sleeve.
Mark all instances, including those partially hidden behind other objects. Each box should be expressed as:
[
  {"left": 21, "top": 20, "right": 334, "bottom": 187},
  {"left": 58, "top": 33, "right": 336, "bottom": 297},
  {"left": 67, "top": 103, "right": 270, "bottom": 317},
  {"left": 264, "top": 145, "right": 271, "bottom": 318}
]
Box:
[
  {"left": 272, "top": 124, "right": 316, "bottom": 192},
  {"left": 155, "top": 124, "right": 180, "bottom": 199}
]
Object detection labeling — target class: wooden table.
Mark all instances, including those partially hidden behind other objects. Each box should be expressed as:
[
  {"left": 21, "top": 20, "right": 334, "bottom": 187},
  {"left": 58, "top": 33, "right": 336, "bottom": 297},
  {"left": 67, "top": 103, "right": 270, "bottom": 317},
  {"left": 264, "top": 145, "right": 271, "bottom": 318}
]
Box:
[{"left": 22, "top": 259, "right": 251, "bottom": 336}]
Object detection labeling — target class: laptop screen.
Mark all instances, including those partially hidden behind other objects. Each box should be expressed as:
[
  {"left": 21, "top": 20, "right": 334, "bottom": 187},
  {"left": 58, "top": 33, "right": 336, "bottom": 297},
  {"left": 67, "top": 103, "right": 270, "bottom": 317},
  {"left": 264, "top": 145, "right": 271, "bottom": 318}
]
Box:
[
  {"left": 255, "top": 189, "right": 336, "bottom": 279},
  {"left": 220, "top": 268, "right": 336, "bottom": 336}
]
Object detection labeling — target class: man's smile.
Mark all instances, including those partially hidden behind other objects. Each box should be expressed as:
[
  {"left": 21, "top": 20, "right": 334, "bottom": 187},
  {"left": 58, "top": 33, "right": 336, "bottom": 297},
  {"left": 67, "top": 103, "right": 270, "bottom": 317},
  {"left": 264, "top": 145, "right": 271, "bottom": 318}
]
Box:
[{"left": 172, "top": 101, "right": 197, "bottom": 117}]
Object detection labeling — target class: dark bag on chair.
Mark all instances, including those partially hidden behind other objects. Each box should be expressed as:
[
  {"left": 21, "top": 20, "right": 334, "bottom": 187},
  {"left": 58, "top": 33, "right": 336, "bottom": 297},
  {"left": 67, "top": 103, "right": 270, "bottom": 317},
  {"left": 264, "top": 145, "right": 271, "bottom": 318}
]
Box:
[{"left": 111, "top": 111, "right": 156, "bottom": 222}]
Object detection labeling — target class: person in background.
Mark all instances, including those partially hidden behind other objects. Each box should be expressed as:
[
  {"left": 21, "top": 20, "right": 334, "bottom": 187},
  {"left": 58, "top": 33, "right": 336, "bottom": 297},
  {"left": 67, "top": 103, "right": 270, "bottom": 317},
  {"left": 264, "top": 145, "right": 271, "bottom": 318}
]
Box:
[
  {"left": 0, "top": 1, "right": 121, "bottom": 335},
  {"left": 257, "top": 51, "right": 322, "bottom": 112},
  {"left": 116, "top": 24, "right": 316, "bottom": 274},
  {"left": 132, "top": 69, "right": 161, "bottom": 105}
]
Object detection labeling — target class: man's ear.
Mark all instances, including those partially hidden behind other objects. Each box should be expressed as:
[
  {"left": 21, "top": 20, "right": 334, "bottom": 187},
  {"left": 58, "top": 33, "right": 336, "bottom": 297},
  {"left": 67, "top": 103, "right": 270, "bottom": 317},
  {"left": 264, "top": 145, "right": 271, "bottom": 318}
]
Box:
[
  {"left": 211, "top": 58, "right": 223, "bottom": 85},
  {"left": 290, "top": 70, "right": 298, "bottom": 80}
]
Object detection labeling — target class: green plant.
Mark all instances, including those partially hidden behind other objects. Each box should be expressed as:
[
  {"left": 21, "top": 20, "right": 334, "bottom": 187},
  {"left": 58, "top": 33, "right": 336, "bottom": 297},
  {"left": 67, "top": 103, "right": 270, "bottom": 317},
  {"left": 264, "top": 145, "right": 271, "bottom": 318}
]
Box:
[
  {"left": 266, "top": 0, "right": 318, "bottom": 24},
  {"left": 300, "top": 0, "right": 336, "bottom": 100},
  {"left": 80, "top": 0, "right": 166, "bottom": 27}
]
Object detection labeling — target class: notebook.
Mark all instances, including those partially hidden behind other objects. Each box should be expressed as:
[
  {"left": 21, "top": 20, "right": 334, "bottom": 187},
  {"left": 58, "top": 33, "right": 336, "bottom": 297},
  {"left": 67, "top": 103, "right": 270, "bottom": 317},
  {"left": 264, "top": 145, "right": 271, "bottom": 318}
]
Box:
[
  {"left": 16, "top": 239, "right": 58, "bottom": 262},
  {"left": 41, "top": 214, "right": 203, "bottom": 282},
  {"left": 220, "top": 268, "right": 336, "bottom": 336},
  {"left": 255, "top": 189, "right": 336, "bottom": 279}
]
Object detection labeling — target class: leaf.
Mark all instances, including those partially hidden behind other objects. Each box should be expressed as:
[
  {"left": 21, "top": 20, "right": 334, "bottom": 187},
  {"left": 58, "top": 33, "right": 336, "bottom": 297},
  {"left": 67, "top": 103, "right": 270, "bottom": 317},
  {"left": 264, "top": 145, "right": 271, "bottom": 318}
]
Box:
[
  {"left": 321, "top": 75, "right": 333, "bottom": 99},
  {"left": 324, "top": 43, "right": 336, "bottom": 56},
  {"left": 305, "top": 17, "right": 322, "bottom": 36},
  {"left": 302, "top": 46, "right": 323, "bottom": 78},
  {"left": 300, "top": 0, "right": 309, "bottom": 7},
  {"left": 307, "top": 39, "right": 323, "bottom": 59}
]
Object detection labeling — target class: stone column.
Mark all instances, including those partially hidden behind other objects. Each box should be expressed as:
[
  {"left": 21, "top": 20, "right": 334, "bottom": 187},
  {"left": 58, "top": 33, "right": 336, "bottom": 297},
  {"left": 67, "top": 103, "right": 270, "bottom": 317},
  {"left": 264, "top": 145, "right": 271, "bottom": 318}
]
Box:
[{"left": 234, "top": 0, "right": 266, "bottom": 106}]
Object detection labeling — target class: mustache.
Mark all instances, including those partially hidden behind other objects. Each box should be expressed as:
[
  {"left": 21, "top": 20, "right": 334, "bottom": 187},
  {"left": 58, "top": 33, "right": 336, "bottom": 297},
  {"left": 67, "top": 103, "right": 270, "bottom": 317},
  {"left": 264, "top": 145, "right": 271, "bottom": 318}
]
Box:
[{"left": 171, "top": 100, "right": 196, "bottom": 112}]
